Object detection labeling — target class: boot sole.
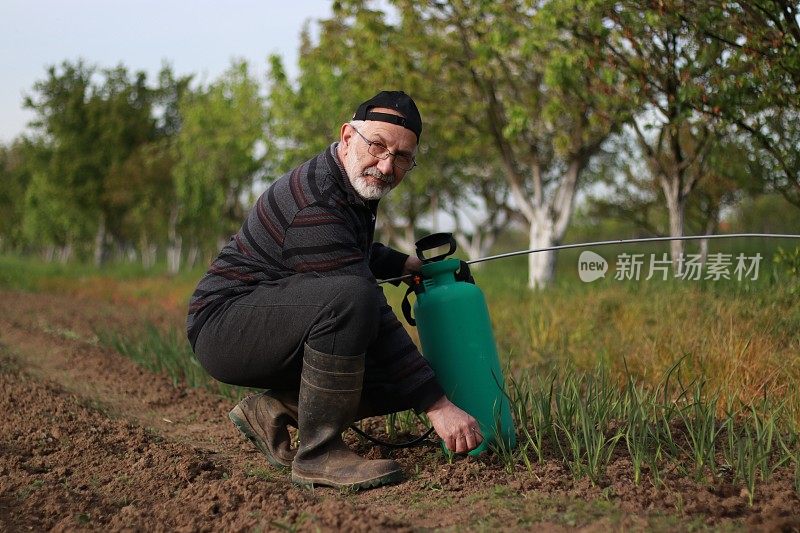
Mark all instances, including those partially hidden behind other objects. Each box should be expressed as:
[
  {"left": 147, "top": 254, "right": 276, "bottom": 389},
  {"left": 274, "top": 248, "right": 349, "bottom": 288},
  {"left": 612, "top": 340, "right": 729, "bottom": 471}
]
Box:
[
  {"left": 229, "top": 405, "right": 291, "bottom": 469},
  {"left": 291, "top": 468, "right": 403, "bottom": 490}
]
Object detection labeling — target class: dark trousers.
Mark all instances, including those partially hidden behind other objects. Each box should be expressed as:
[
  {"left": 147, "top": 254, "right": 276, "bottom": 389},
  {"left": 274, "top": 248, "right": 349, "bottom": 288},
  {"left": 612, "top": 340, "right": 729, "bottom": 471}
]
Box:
[{"left": 194, "top": 274, "right": 410, "bottom": 417}]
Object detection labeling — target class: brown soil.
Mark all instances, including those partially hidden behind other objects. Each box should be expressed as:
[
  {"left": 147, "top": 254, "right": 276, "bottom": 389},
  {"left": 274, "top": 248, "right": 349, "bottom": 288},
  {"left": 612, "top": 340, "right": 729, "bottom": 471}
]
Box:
[{"left": 1, "top": 289, "right": 799, "bottom": 532}]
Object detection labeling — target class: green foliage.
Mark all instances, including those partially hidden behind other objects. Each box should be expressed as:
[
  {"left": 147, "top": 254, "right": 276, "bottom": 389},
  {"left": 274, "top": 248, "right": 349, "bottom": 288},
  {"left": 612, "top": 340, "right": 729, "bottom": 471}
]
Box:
[
  {"left": 175, "top": 60, "right": 266, "bottom": 246},
  {"left": 0, "top": 141, "right": 34, "bottom": 249},
  {"left": 22, "top": 61, "right": 159, "bottom": 261},
  {"left": 22, "top": 61, "right": 101, "bottom": 250},
  {"left": 731, "top": 194, "right": 800, "bottom": 234},
  {"left": 685, "top": 0, "right": 800, "bottom": 207},
  {"left": 773, "top": 246, "right": 800, "bottom": 295},
  {"left": 774, "top": 247, "right": 800, "bottom": 277}
]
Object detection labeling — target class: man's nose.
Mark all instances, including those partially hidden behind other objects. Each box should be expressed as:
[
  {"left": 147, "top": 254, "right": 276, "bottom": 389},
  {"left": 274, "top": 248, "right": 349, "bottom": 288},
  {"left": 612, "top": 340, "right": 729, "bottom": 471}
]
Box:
[{"left": 376, "top": 157, "right": 395, "bottom": 177}]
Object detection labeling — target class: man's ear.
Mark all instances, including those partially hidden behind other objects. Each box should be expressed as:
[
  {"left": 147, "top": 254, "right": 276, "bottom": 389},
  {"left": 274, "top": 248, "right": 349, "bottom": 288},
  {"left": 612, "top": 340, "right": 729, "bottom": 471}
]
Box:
[{"left": 339, "top": 123, "right": 353, "bottom": 151}]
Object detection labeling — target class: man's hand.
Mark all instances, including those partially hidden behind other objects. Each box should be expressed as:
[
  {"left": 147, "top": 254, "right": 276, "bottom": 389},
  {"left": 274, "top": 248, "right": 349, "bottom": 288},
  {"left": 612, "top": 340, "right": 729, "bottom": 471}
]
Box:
[
  {"left": 403, "top": 255, "right": 423, "bottom": 276},
  {"left": 426, "top": 395, "right": 483, "bottom": 454},
  {"left": 402, "top": 255, "right": 423, "bottom": 286}
]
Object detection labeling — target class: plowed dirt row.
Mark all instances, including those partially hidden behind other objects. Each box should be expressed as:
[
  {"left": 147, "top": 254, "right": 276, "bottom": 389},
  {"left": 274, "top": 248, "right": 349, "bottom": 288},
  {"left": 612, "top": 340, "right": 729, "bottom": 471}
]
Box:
[{"left": 1, "top": 290, "right": 798, "bottom": 531}]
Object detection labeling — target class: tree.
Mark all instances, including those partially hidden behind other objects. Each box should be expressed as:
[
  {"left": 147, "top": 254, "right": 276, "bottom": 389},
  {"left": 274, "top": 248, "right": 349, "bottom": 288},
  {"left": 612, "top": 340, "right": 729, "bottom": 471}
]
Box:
[
  {"left": 23, "top": 61, "right": 156, "bottom": 264},
  {"left": 396, "top": 0, "right": 632, "bottom": 287},
  {"left": 0, "top": 140, "right": 35, "bottom": 251},
  {"left": 174, "top": 60, "right": 266, "bottom": 272},
  {"left": 680, "top": 1, "right": 800, "bottom": 208},
  {"left": 104, "top": 65, "right": 192, "bottom": 268},
  {"left": 587, "top": 128, "right": 765, "bottom": 261},
  {"left": 23, "top": 61, "right": 99, "bottom": 258},
  {"left": 587, "top": 1, "right": 734, "bottom": 268},
  {"left": 449, "top": 167, "right": 520, "bottom": 263},
  {"left": 91, "top": 65, "right": 157, "bottom": 264}
]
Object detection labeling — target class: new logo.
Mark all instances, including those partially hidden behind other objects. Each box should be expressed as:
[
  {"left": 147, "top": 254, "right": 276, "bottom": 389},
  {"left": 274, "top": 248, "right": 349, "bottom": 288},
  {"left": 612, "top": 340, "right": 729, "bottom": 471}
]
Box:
[{"left": 578, "top": 251, "right": 608, "bottom": 282}]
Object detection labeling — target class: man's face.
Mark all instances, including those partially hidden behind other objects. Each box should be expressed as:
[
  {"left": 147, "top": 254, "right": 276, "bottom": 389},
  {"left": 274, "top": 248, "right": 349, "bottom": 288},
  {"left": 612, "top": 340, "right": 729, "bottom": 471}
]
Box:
[{"left": 341, "top": 108, "right": 418, "bottom": 201}]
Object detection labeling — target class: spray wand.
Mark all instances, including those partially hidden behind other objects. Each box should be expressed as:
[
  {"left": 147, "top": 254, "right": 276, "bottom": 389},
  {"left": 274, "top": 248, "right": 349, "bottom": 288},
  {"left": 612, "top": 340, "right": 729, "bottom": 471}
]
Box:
[{"left": 377, "top": 233, "right": 800, "bottom": 285}]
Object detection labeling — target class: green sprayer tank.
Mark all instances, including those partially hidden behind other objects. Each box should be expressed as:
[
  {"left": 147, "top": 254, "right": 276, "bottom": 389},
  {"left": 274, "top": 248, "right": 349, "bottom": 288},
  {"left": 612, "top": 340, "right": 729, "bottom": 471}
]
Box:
[{"left": 403, "top": 234, "right": 516, "bottom": 456}]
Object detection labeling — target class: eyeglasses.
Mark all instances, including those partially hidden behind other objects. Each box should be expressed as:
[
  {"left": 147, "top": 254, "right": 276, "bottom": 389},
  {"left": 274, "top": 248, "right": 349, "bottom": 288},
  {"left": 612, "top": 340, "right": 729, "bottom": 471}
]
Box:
[{"left": 350, "top": 125, "right": 417, "bottom": 171}]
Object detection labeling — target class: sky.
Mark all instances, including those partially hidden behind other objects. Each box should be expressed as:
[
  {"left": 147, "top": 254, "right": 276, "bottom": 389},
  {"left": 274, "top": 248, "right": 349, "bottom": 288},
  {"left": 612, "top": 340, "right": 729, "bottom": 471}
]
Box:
[{"left": 0, "top": 0, "right": 334, "bottom": 144}]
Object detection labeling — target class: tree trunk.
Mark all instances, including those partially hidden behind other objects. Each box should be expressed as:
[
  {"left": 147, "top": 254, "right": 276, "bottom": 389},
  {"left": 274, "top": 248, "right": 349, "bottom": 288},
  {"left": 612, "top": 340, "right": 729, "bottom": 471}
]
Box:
[
  {"left": 454, "top": 231, "right": 484, "bottom": 263},
  {"left": 93, "top": 213, "right": 107, "bottom": 267},
  {"left": 528, "top": 211, "right": 557, "bottom": 289},
  {"left": 523, "top": 159, "right": 582, "bottom": 289},
  {"left": 454, "top": 223, "right": 501, "bottom": 266},
  {"left": 167, "top": 207, "right": 182, "bottom": 274},
  {"left": 140, "top": 232, "right": 157, "bottom": 269},
  {"left": 187, "top": 244, "right": 200, "bottom": 269},
  {"left": 699, "top": 206, "right": 719, "bottom": 265},
  {"left": 143, "top": 245, "right": 157, "bottom": 269},
  {"left": 663, "top": 185, "right": 686, "bottom": 274},
  {"left": 125, "top": 244, "right": 137, "bottom": 263},
  {"left": 58, "top": 243, "right": 73, "bottom": 263}
]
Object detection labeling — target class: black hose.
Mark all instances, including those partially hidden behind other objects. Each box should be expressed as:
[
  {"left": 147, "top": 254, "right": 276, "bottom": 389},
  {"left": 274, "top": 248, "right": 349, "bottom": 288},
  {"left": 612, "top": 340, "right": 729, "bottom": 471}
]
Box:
[{"left": 349, "top": 424, "right": 436, "bottom": 449}]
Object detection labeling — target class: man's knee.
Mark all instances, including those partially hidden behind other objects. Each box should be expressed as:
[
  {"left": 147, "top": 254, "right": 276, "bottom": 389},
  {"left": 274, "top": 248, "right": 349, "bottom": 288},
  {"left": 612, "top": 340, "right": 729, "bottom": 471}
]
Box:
[
  {"left": 306, "top": 275, "right": 381, "bottom": 353},
  {"left": 326, "top": 275, "right": 380, "bottom": 325}
]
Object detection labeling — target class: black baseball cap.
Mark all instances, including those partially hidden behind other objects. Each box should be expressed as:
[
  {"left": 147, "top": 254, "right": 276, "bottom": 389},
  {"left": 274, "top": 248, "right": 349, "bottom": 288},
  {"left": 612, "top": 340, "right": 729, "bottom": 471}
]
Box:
[{"left": 352, "top": 90, "right": 422, "bottom": 142}]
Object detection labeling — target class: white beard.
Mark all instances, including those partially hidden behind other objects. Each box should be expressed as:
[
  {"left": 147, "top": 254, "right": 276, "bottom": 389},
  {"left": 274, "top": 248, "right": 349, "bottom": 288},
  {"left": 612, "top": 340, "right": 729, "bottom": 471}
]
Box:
[
  {"left": 350, "top": 173, "right": 392, "bottom": 200},
  {"left": 345, "top": 147, "right": 394, "bottom": 200}
]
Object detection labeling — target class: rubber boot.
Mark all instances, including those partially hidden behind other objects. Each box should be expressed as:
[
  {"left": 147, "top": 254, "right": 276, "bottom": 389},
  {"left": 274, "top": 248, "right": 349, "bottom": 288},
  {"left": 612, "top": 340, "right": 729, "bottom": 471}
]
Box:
[
  {"left": 291, "top": 344, "right": 403, "bottom": 489},
  {"left": 229, "top": 389, "right": 298, "bottom": 468}
]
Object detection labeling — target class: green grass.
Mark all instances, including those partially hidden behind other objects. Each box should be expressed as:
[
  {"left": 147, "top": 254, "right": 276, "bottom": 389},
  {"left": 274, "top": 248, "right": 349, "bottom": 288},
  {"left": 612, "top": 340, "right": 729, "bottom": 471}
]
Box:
[
  {"left": 96, "top": 324, "right": 249, "bottom": 401},
  {"left": 0, "top": 254, "right": 198, "bottom": 286},
  {"left": 497, "top": 359, "right": 800, "bottom": 503}
]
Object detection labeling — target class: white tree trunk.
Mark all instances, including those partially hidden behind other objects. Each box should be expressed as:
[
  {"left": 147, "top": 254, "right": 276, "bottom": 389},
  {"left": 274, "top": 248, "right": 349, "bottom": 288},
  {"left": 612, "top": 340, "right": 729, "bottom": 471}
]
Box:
[
  {"left": 454, "top": 228, "right": 499, "bottom": 267},
  {"left": 528, "top": 212, "right": 557, "bottom": 289},
  {"left": 699, "top": 207, "right": 718, "bottom": 265},
  {"left": 140, "top": 232, "right": 156, "bottom": 269},
  {"left": 167, "top": 207, "right": 182, "bottom": 274},
  {"left": 402, "top": 224, "right": 416, "bottom": 252},
  {"left": 523, "top": 160, "right": 581, "bottom": 289},
  {"left": 93, "top": 213, "right": 106, "bottom": 267},
  {"left": 58, "top": 243, "right": 73, "bottom": 263},
  {"left": 699, "top": 237, "right": 708, "bottom": 265},
  {"left": 386, "top": 224, "right": 415, "bottom": 253},
  {"left": 187, "top": 244, "right": 200, "bottom": 269},
  {"left": 664, "top": 192, "right": 685, "bottom": 273},
  {"left": 454, "top": 231, "right": 483, "bottom": 262},
  {"left": 125, "top": 245, "right": 137, "bottom": 263},
  {"left": 143, "top": 244, "right": 157, "bottom": 269}
]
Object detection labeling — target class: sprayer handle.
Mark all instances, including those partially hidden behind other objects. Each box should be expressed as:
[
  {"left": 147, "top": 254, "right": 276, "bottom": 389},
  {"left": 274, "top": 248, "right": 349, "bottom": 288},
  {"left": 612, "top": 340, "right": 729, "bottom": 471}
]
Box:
[
  {"left": 401, "top": 286, "right": 416, "bottom": 326},
  {"left": 415, "top": 232, "right": 457, "bottom": 263}
]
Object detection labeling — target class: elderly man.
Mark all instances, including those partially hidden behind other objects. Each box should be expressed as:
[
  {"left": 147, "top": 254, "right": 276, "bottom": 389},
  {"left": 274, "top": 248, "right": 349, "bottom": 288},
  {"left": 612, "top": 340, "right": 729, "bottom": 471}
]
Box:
[{"left": 187, "top": 91, "right": 482, "bottom": 490}]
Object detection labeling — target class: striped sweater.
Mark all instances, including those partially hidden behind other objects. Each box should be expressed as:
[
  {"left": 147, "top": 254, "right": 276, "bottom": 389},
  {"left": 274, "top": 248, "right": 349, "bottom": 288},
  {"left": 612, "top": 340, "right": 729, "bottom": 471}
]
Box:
[{"left": 187, "top": 143, "right": 443, "bottom": 410}]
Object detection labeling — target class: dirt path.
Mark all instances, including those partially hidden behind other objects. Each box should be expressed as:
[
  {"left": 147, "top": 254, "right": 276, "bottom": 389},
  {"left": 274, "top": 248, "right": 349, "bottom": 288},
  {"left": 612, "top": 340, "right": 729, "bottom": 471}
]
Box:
[{"left": 1, "top": 290, "right": 798, "bottom": 531}]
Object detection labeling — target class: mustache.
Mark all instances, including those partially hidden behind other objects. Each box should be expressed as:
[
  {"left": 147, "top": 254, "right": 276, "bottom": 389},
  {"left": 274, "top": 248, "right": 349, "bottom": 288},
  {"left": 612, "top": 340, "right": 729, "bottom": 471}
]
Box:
[{"left": 362, "top": 166, "right": 394, "bottom": 184}]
